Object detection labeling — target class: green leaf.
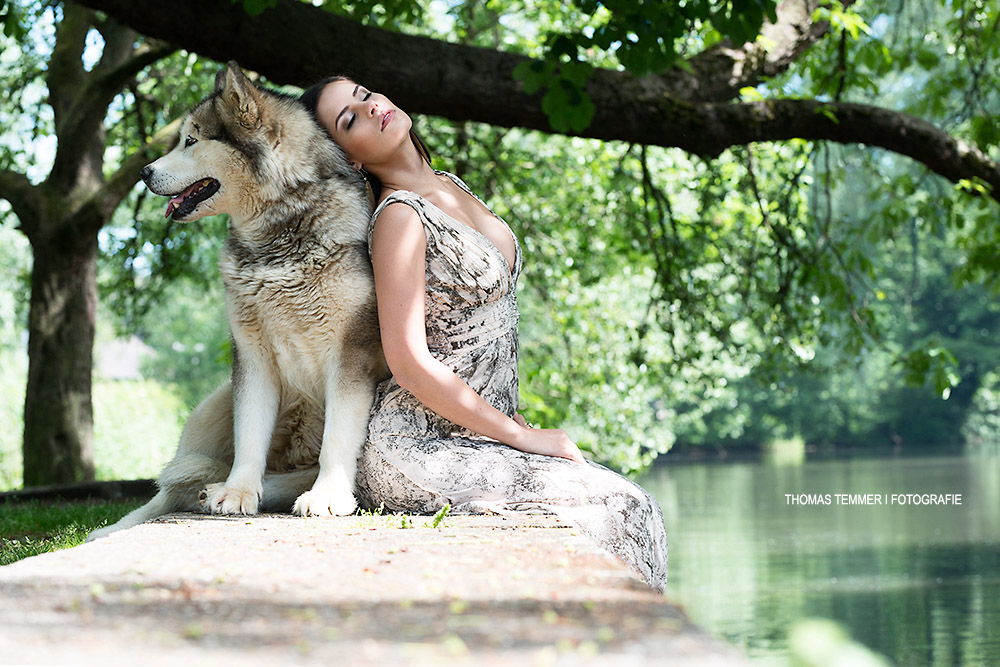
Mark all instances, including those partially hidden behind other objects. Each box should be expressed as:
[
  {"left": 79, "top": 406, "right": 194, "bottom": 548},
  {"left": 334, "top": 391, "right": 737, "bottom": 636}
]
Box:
[
  {"left": 916, "top": 49, "right": 940, "bottom": 70},
  {"left": 970, "top": 115, "right": 1000, "bottom": 149},
  {"left": 900, "top": 346, "right": 960, "bottom": 398},
  {"left": 560, "top": 60, "right": 593, "bottom": 88},
  {"left": 540, "top": 74, "right": 595, "bottom": 134},
  {"left": 815, "top": 104, "right": 840, "bottom": 124},
  {"left": 541, "top": 86, "right": 571, "bottom": 133},
  {"left": 673, "top": 58, "right": 694, "bottom": 75},
  {"left": 513, "top": 60, "right": 556, "bottom": 95}
]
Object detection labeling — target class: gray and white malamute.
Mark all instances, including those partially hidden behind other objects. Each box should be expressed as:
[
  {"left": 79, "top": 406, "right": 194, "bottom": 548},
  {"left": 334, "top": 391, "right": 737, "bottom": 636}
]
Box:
[{"left": 90, "top": 62, "right": 389, "bottom": 540}]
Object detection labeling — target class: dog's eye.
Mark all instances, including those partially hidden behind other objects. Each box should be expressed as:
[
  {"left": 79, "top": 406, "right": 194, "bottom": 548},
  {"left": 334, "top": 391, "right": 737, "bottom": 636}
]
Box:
[{"left": 184, "top": 135, "right": 197, "bottom": 148}]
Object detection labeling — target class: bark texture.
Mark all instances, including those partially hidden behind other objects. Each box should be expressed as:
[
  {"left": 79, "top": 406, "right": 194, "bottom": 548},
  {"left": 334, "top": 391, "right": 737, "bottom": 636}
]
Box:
[{"left": 22, "top": 237, "right": 99, "bottom": 485}]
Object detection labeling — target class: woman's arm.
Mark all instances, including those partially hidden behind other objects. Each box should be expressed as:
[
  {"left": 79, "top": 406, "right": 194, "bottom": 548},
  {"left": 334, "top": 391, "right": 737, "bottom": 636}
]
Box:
[{"left": 371, "top": 202, "right": 583, "bottom": 464}]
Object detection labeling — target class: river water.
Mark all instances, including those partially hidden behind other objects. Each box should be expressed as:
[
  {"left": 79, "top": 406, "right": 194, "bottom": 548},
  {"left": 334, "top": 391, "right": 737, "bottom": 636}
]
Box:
[{"left": 639, "top": 450, "right": 1000, "bottom": 666}]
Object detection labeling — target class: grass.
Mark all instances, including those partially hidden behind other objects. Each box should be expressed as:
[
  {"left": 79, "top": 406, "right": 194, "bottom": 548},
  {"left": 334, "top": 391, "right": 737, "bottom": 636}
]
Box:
[
  {"left": 356, "top": 502, "right": 452, "bottom": 530},
  {"left": 0, "top": 499, "right": 144, "bottom": 566},
  {"left": 427, "top": 503, "right": 451, "bottom": 528}
]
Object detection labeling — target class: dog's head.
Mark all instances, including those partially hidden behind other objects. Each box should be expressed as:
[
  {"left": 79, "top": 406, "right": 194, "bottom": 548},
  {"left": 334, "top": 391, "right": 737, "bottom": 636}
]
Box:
[{"left": 141, "top": 61, "right": 355, "bottom": 223}]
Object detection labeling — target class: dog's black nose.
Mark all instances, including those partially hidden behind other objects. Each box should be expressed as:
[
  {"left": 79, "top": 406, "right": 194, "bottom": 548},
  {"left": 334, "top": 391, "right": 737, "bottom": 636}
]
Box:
[{"left": 139, "top": 165, "right": 153, "bottom": 183}]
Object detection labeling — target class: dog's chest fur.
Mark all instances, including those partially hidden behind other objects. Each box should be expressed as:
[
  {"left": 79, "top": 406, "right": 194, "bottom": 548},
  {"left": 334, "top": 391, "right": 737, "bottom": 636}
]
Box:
[{"left": 219, "top": 193, "right": 374, "bottom": 395}]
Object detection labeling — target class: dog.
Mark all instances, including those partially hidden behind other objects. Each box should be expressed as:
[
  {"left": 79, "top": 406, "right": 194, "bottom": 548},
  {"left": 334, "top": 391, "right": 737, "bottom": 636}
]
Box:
[{"left": 88, "top": 61, "right": 388, "bottom": 540}]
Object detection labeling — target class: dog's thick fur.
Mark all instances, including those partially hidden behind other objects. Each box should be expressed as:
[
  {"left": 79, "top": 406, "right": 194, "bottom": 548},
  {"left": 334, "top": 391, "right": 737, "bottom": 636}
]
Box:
[{"left": 89, "top": 62, "right": 388, "bottom": 540}]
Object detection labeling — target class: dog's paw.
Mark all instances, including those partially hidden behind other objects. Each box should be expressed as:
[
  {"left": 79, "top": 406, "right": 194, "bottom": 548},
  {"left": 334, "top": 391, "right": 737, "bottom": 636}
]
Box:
[
  {"left": 292, "top": 486, "right": 358, "bottom": 517},
  {"left": 200, "top": 482, "right": 261, "bottom": 515}
]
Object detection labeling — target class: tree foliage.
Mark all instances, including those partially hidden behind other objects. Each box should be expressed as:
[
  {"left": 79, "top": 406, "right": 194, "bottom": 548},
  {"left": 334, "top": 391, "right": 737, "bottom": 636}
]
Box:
[{"left": 514, "top": 0, "right": 779, "bottom": 131}]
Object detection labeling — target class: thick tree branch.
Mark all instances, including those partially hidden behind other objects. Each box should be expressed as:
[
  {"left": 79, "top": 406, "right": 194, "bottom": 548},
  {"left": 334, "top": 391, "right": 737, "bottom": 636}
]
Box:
[
  {"left": 49, "top": 11, "right": 175, "bottom": 196},
  {"left": 0, "top": 168, "right": 42, "bottom": 238},
  {"left": 681, "top": 99, "right": 1000, "bottom": 198},
  {"left": 48, "top": 4, "right": 92, "bottom": 135},
  {"left": 47, "top": 4, "right": 111, "bottom": 194},
  {"left": 58, "top": 38, "right": 178, "bottom": 172},
  {"left": 70, "top": 0, "right": 1000, "bottom": 201},
  {"left": 71, "top": 0, "right": 827, "bottom": 118},
  {"left": 681, "top": 0, "right": 841, "bottom": 102}
]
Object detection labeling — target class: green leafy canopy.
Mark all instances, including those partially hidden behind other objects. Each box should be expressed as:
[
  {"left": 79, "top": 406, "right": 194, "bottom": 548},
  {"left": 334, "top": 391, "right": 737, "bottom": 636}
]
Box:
[{"left": 513, "top": 0, "right": 778, "bottom": 132}]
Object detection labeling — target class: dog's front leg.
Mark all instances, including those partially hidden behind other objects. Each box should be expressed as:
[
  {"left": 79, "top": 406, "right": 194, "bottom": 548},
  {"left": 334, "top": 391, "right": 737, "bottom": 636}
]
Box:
[
  {"left": 292, "top": 361, "right": 373, "bottom": 516},
  {"left": 203, "top": 345, "right": 278, "bottom": 515}
]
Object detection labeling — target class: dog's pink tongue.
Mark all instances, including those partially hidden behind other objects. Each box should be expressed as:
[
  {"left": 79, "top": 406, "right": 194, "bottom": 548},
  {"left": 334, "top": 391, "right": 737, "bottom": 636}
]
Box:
[
  {"left": 165, "top": 196, "right": 183, "bottom": 219},
  {"left": 164, "top": 182, "right": 201, "bottom": 219}
]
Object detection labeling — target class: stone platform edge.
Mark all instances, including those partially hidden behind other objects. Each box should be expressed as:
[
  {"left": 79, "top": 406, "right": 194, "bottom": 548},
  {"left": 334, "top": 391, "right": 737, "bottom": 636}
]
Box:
[{"left": 0, "top": 512, "right": 748, "bottom": 666}]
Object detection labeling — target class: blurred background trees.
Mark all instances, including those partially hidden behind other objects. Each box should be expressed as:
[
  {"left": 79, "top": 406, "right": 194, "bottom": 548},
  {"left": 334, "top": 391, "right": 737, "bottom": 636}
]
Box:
[{"left": 1, "top": 0, "right": 998, "bottom": 487}]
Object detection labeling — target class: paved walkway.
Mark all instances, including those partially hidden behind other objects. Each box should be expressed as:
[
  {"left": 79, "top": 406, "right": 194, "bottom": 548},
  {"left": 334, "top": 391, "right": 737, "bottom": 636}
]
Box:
[{"left": 0, "top": 513, "right": 747, "bottom": 665}]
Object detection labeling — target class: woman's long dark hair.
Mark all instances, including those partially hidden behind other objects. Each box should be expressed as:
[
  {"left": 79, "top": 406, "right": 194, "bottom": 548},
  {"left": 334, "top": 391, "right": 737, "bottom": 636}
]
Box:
[{"left": 301, "top": 76, "right": 432, "bottom": 202}]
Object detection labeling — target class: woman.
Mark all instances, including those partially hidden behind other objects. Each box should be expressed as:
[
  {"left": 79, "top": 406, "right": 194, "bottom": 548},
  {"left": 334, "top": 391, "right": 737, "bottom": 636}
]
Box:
[{"left": 301, "top": 77, "right": 668, "bottom": 591}]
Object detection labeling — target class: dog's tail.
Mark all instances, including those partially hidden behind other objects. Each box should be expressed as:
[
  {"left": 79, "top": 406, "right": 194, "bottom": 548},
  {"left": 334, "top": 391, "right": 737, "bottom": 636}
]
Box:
[
  {"left": 86, "top": 490, "right": 176, "bottom": 541},
  {"left": 87, "top": 453, "right": 232, "bottom": 542}
]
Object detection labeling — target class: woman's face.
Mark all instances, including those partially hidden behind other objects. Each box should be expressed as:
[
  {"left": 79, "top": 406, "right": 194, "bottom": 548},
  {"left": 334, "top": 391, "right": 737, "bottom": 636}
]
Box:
[{"left": 315, "top": 79, "right": 411, "bottom": 170}]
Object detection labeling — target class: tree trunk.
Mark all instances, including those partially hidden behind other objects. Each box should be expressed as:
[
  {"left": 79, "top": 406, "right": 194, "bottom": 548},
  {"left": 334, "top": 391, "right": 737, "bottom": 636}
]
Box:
[
  {"left": 0, "top": 7, "right": 175, "bottom": 487},
  {"left": 22, "top": 232, "right": 99, "bottom": 485}
]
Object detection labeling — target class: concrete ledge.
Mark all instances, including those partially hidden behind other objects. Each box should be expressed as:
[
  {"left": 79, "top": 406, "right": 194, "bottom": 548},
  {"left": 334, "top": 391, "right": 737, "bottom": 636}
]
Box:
[{"left": 0, "top": 513, "right": 747, "bottom": 665}]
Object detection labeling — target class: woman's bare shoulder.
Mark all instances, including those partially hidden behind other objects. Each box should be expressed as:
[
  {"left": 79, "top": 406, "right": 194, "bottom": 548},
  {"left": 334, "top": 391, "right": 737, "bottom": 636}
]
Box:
[{"left": 371, "top": 198, "right": 425, "bottom": 261}]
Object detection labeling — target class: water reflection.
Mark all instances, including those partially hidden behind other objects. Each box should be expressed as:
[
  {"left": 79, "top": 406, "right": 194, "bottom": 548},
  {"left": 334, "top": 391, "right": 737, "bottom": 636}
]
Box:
[{"left": 640, "top": 451, "right": 1000, "bottom": 666}]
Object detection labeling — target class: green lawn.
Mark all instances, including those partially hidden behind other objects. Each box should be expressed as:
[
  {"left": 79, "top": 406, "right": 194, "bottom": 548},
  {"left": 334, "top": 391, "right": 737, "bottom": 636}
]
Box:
[{"left": 0, "top": 499, "right": 143, "bottom": 566}]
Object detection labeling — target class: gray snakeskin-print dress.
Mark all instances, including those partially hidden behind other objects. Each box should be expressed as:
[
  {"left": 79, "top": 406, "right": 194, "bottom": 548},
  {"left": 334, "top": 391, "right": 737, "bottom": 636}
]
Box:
[{"left": 355, "top": 171, "right": 668, "bottom": 592}]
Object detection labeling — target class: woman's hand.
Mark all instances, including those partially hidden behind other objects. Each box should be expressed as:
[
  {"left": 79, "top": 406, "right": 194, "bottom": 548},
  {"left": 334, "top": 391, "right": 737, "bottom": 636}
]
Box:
[{"left": 511, "top": 420, "right": 586, "bottom": 464}]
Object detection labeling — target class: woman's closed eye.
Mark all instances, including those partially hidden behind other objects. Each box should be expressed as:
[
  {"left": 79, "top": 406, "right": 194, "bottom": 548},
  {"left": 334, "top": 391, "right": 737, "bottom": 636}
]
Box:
[{"left": 346, "top": 91, "right": 373, "bottom": 130}]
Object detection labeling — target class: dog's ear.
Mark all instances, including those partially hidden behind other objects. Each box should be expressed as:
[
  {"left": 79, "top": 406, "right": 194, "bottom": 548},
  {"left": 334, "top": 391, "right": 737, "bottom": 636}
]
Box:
[{"left": 215, "top": 61, "right": 261, "bottom": 131}]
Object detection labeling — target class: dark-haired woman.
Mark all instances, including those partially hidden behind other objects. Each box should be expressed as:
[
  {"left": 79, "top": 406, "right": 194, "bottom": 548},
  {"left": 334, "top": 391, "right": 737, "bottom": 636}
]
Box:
[{"left": 301, "top": 78, "right": 668, "bottom": 591}]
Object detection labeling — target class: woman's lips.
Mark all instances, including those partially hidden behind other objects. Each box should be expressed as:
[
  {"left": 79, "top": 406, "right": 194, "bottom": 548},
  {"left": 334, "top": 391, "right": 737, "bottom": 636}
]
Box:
[{"left": 381, "top": 109, "right": 394, "bottom": 131}]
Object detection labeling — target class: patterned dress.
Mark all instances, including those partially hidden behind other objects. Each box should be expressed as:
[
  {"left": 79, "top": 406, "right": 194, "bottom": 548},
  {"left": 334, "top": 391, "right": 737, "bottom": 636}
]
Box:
[{"left": 355, "top": 171, "right": 668, "bottom": 592}]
